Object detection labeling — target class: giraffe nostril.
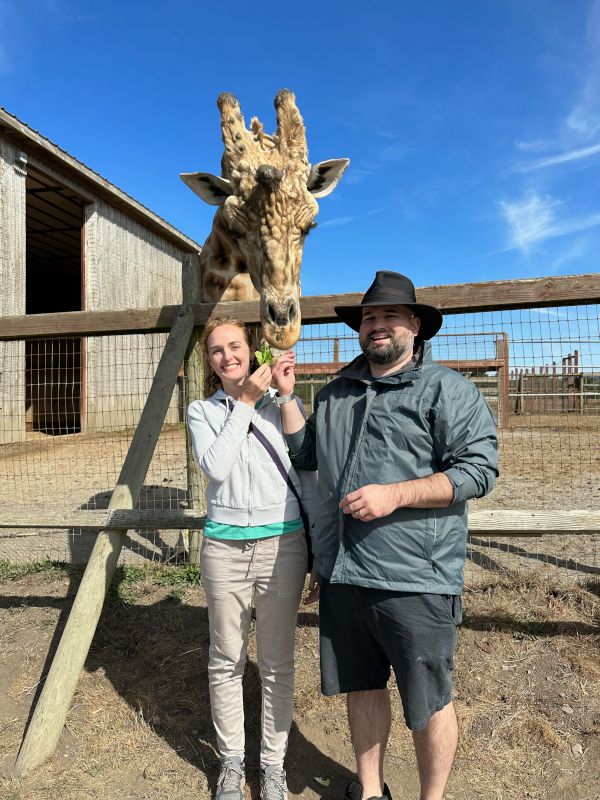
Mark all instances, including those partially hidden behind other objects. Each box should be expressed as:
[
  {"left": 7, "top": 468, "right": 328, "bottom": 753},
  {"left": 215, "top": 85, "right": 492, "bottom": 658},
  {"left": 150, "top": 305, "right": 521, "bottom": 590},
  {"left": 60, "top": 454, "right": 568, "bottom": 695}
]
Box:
[
  {"left": 266, "top": 302, "right": 278, "bottom": 324},
  {"left": 266, "top": 299, "right": 297, "bottom": 327}
]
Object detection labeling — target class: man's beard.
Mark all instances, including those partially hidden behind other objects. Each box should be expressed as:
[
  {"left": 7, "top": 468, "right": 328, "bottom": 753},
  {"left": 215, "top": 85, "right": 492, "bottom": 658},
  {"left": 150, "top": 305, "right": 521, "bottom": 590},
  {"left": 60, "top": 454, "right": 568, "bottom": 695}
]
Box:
[{"left": 361, "top": 333, "right": 411, "bottom": 365}]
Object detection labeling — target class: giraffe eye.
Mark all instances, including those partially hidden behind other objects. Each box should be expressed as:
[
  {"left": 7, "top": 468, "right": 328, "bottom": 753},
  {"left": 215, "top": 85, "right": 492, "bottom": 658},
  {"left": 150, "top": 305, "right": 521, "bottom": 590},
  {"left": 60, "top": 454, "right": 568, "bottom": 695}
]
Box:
[
  {"left": 301, "top": 221, "right": 318, "bottom": 236},
  {"left": 223, "top": 198, "right": 249, "bottom": 236}
]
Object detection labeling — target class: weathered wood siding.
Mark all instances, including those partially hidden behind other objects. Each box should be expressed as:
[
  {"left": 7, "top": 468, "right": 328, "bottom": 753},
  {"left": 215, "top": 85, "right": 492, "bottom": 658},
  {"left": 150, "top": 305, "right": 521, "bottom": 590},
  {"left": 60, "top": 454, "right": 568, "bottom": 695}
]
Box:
[
  {"left": 0, "top": 136, "right": 26, "bottom": 444},
  {"left": 84, "top": 201, "right": 186, "bottom": 431}
]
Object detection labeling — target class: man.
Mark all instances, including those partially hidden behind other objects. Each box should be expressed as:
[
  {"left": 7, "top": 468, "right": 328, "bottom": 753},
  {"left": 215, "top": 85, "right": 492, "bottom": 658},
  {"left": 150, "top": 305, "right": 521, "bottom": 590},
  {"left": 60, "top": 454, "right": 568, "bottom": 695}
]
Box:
[{"left": 271, "top": 271, "right": 498, "bottom": 800}]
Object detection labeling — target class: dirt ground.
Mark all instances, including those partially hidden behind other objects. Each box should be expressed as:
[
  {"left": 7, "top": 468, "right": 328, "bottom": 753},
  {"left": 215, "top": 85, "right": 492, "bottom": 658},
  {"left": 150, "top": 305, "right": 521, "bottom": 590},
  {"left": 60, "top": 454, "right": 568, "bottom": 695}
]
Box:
[{"left": 0, "top": 565, "right": 598, "bottom": 800}]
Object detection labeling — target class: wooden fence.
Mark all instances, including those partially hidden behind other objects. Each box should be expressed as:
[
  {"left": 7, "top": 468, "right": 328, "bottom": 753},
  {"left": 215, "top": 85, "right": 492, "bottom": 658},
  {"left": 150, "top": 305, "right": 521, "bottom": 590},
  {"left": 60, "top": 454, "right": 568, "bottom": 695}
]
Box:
[
  {"left": 509, "top": 350, "right": 600, "bottom": 414},
  {"left": 1, "top": 267, "right": 600, "bottom": 776}
]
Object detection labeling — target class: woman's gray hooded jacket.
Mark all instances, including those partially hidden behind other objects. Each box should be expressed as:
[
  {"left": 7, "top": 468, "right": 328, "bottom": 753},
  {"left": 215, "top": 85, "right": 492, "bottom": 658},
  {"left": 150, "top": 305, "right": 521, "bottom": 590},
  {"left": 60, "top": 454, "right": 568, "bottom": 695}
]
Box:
[{"left": 286, "top": 342, "right": 498, "bottom": 594}]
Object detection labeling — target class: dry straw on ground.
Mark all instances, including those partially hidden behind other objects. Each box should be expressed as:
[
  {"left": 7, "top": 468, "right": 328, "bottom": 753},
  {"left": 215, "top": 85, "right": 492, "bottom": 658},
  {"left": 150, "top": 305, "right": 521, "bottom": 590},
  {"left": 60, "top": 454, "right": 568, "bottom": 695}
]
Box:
[{"left": 0, "top": 564, "right": 598, "bottom": 800}]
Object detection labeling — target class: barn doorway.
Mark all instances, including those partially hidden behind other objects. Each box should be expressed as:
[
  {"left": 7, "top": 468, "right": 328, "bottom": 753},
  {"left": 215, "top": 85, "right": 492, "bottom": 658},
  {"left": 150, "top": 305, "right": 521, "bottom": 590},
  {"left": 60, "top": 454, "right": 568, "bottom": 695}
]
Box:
[{"left": 25, "top": 166, "right": 86, "bottom": 434}]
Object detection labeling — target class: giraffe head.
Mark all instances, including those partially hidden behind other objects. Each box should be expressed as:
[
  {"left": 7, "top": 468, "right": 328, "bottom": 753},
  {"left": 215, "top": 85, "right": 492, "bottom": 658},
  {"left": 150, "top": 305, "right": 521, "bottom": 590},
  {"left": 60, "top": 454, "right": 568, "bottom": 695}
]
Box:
[{"left": 181, "top": 90, "right": 349, "bottom": 348}]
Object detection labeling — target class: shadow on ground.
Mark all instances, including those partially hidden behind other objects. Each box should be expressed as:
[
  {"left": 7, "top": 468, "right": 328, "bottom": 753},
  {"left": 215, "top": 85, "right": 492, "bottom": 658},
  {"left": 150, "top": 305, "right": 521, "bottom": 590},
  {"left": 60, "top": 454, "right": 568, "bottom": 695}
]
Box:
[
  {"left": 86, "top": 589, "right": 352, "bottom": 799},
  {"left": 3, "top": 566, "right": 351, "bottom": 798},
  {"left": 67, "top": 486, "right": 190, "bottom": 564}
]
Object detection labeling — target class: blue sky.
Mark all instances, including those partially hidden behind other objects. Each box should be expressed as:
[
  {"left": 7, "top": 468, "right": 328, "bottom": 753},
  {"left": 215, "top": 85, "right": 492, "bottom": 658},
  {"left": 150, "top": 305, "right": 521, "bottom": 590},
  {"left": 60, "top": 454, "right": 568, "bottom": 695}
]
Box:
[{"left": 1, "top": 0, "right": 599, "bottom": 297}]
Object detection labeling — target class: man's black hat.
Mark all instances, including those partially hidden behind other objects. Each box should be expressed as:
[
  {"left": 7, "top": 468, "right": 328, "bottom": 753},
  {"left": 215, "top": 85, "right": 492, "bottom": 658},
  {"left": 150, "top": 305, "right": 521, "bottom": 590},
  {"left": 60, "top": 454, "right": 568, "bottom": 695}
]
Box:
[{"left": 334, "top": 270, "right": 443, "bottom": 341}]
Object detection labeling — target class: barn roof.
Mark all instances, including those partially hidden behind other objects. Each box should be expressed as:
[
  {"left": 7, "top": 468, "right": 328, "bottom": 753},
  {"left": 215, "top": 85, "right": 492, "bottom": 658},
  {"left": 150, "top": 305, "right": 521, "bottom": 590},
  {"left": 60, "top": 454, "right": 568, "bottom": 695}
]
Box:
[{"left": 0, "top": 107, "right": 202, "bottom": 254}]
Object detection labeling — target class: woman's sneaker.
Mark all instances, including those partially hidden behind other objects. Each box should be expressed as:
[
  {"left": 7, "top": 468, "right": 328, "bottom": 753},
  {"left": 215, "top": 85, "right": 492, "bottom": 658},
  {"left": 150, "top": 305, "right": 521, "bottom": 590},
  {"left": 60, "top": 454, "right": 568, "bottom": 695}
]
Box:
[
  {"left": 260, "top": 765, "right": 288, "bottom": 800},
  {"left": 215, "top": 756, "right": 245, "bottom": 800}
]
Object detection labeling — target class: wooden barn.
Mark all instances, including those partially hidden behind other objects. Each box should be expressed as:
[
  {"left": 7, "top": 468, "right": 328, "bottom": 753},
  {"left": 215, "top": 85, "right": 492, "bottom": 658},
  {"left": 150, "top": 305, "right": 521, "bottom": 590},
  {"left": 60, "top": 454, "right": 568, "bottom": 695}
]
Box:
[{"left": 0, "top": 108, "right": 201, "bottom": 444}]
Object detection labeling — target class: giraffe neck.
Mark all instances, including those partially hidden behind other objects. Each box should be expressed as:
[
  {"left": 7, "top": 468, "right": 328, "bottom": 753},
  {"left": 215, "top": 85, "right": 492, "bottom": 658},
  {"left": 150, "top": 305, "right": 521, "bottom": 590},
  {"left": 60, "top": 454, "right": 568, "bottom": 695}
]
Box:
[{"left": 199, "top": 210, "right": 258, "bottom": 303}]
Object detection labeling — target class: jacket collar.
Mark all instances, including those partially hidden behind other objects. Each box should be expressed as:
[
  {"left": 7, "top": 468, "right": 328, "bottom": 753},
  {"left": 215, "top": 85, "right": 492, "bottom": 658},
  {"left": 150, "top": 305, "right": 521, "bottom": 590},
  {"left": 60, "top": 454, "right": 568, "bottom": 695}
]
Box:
[
  {"left": 339, "top": 341, "right": 431, "bottom": 384},
  {"left": 209, "top": 386, "right": 277, "bottom": 406}
]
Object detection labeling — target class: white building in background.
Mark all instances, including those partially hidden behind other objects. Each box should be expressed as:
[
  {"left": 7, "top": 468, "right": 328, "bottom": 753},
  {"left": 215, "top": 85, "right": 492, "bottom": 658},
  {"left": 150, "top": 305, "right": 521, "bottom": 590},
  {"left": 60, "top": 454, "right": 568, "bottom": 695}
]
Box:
[{"left": 0, "top": 107, "right": 201, "bottom": 444}]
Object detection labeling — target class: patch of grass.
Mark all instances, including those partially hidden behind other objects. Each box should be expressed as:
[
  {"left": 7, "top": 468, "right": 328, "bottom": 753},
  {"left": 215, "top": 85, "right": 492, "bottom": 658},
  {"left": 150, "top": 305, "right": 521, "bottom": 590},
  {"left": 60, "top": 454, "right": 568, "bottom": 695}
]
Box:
[
  {"left": 110, "top": 564, "right": 201, "bottom": 606},
  {"left": 165, "top": 588, "right": 186, "bottom": 604},
  {"left": 122, "top": 565, "right": 147, "bottom": 583},
  {"left": 111, "top": 565, "right": 148, "bottom": 606},
  {"left": 153, "top": 564, "right": 201, "bottom": 588},
  {"left": 0, "top": 559, "right": 69, "bottom": 582}
]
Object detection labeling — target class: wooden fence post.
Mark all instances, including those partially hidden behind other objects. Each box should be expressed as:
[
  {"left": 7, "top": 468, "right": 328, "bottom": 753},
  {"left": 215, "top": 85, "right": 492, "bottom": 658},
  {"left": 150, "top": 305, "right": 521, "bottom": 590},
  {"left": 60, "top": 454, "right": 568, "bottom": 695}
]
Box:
[
  {"left": 567, "top": 353, "right": 574, "bottom": 412},
  {"left": 182, "top": 254, "right": 206, "bottom": 565},
  {"left": 515, "top": 369, "right": 523, "bottom": 415},
  {"left": 574, "top": 349, "right": 582, "bottom": 413},
  {"left": 13, "top": 305, "right": 195, "bottom": 777},
  {"left": 495, "top": 334, "right": 510, "bottom": 428}
]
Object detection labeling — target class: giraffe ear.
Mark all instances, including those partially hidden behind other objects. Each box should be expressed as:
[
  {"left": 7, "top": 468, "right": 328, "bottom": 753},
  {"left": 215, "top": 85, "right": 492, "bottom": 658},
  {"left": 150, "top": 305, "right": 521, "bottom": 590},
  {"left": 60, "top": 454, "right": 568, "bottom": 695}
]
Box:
[
  {"left": 180, "top": 172, "right": 233, "bottom": 206},
  {"left": 307, "top": 159, "right": 350, "bottom": 198}
]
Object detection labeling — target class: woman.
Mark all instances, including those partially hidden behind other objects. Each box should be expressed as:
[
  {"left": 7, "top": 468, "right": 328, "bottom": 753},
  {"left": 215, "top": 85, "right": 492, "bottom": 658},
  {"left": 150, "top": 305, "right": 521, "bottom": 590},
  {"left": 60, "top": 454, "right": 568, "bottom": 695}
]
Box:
[{"left": 187, "top": 317, "right": 313, "bottom": 800}]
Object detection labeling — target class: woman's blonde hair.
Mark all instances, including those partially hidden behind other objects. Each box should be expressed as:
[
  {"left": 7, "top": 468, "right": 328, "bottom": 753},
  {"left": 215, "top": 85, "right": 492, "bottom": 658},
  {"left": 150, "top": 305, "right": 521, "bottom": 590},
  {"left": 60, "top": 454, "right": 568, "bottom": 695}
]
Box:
[{"left": 200, "top": 316, "right": 256, "bottom": 397}]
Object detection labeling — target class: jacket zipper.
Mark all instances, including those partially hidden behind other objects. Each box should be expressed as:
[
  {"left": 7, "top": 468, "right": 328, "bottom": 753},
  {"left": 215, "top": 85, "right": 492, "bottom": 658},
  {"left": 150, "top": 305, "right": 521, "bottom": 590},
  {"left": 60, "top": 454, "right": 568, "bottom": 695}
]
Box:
[
  {"left": 339, "top": 386, "right": 379, "bottom": 581},
  {"left": 338, "top": 380, "right": 415, "bottom": 582}
]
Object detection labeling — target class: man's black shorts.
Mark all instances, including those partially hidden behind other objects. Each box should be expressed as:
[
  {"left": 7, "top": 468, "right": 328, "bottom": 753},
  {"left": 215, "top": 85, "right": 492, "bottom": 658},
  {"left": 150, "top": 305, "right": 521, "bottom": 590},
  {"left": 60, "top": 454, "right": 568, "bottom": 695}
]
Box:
[{"left": 319, "top": 578, "right": 462, "bottom": 731}]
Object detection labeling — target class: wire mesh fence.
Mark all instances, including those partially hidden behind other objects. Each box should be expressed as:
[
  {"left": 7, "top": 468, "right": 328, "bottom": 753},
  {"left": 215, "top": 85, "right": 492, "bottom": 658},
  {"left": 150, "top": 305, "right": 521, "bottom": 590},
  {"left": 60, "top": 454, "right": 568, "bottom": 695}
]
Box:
[
  {"left": 0, "top": 295, "right": 599, "bottom": 586},
  {"left": 1, "top": 331, "right": 189, "bottom": 565}
]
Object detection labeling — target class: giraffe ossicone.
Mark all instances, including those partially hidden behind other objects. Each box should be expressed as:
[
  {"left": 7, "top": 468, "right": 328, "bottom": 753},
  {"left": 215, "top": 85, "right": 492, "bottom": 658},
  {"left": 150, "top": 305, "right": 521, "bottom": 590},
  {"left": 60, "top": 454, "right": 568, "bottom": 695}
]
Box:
[{"left": 181, "top": 89, "right": 349, "bottom": 349}]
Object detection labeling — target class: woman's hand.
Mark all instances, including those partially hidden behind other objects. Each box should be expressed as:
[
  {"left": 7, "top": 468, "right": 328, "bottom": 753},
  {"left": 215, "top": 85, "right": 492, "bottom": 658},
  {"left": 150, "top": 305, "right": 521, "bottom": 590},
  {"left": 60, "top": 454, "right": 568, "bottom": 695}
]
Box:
[
  {"left": 271, "top": 350, "right": 296, "bottom": 396},
  {"left": 238, "top": 364, "right": 272, "bottom": 407}
]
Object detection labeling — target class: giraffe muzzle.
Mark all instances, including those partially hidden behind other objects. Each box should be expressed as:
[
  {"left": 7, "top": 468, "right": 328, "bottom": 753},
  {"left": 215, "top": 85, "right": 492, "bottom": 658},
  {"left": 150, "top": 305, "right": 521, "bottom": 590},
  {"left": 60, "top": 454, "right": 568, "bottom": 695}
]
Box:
[{"left": 262, "top": 297, "right": 301, "bottom": 348}]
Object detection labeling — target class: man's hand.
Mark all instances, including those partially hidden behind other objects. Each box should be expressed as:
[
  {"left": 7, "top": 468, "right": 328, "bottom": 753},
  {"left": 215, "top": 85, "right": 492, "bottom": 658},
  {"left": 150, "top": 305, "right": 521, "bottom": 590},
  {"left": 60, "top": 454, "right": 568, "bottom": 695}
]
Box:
[
  {"left": 271, "top": 350, "right": 296, "bottom": 396},
  {"left": 340, "top": 474, "right": 454, "bottom": 519},
  {"left": 304, "top": 568, "right": 320, "bottom": 604},
  {"left": 339, "top": 484, "right": 401, "bottom": 522}
]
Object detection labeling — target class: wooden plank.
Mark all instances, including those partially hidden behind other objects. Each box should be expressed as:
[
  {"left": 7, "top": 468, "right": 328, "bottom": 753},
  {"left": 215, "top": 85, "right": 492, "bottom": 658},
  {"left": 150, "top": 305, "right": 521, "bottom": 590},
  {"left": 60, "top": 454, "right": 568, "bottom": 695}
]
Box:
[
  {"left": 182, "top": 252, "right": 206, "bottom": 565},
  {"left": 1, "top": 509, "right": 598, "bottom": 536},
  {"left": 429, "top": 359, "right": 504, "bottom": 371},
  {"left": 414, "top": 272, "right": 600, "bottom": 313},
  {"left": 13, "top": 304, "right": 194, "bottom": 778},
  {"left": 295, "top": 362, "right": 347, "bottom": 375},
  {"left": 1, "top": 272, "right": 599, "bottom": 341},
  {"left": 0, "top": 302, "right": 254, "bottom": 340},
  {"left": 0, "top": 508, "right": 206, "bottom": 530},
  {"left": 0, "top": 306, "right": 182, "bottom": 340},
  {"left": 298, "top": 272, "right": 600, "bottom": 320},
  {"left": 467, "top": 510, "right": 600, "bottom": 535},
  {"left": 295, "top": 358, "right": 504, "bottom": 376}
]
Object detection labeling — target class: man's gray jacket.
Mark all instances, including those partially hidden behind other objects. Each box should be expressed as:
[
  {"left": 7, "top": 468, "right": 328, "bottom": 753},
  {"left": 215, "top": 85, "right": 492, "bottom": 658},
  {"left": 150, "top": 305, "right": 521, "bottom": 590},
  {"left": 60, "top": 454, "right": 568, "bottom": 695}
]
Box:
[{"left": 286, "top": 342, "right": 499, "bottom": 594}]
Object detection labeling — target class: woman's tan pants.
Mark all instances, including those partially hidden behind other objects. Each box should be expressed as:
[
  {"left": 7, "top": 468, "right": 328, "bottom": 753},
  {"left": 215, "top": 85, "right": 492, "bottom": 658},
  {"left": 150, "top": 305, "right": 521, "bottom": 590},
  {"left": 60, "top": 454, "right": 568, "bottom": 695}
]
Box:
[{"left": 201, "top": 530, "right": 307, "bottom": 767}]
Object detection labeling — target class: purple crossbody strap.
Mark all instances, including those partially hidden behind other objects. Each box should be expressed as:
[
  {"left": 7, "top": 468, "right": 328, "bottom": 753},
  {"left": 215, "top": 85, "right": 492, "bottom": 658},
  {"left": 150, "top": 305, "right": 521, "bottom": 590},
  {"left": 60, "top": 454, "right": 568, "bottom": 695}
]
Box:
[{"left": 249, "top": 422, "right": 310, "bottom": 534}]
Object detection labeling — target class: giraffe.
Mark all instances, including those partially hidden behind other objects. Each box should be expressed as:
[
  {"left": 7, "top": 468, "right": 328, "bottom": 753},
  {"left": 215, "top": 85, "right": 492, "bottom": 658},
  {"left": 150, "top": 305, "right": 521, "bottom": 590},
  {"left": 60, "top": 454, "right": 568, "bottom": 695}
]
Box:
[{"left": 180, "top": 89, "right": 349, "bottom": 348}]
